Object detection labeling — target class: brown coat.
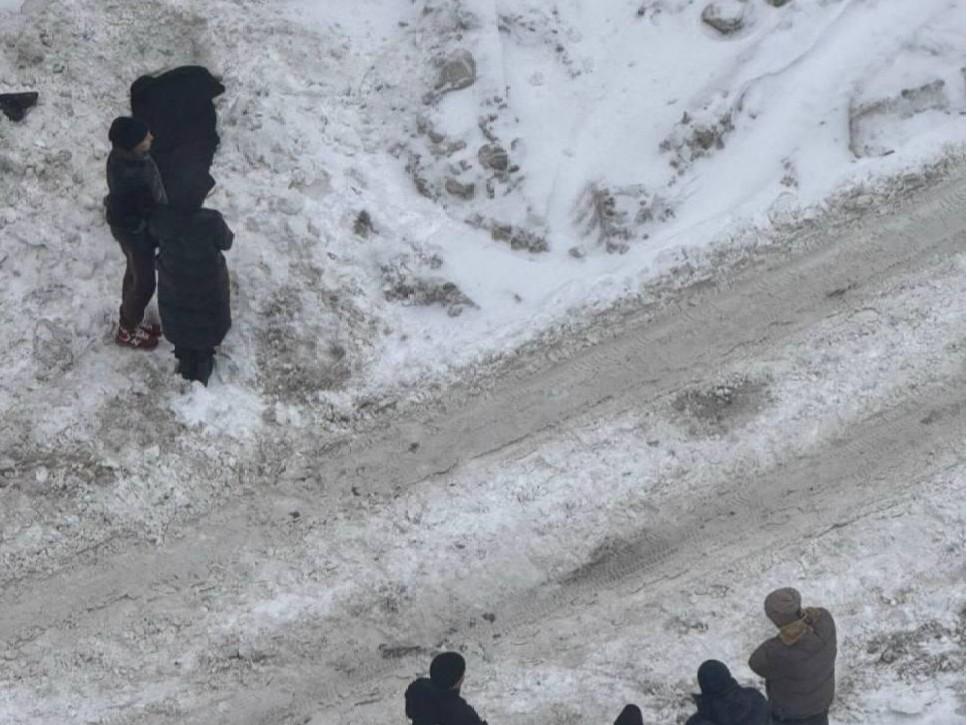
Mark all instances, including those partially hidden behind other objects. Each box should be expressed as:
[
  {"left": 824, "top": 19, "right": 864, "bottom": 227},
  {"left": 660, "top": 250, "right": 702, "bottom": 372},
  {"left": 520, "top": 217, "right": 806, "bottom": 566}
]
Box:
[{"left": 749, "top": 607, "right": 837, "bottom": 719}]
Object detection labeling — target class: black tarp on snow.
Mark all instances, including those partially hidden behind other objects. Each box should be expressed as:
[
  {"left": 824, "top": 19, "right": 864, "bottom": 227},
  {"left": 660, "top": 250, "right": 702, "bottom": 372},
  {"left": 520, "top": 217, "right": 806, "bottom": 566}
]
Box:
[
  {"left": 130, "top": 66, "right": 225, "bottom": 208},
  {"left": 0, "top": 92, "right": 39, "bottom": 122}
]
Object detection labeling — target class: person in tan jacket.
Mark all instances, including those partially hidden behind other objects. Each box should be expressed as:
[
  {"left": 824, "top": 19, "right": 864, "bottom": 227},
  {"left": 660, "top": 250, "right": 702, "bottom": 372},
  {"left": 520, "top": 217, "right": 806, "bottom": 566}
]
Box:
[{"left": 749, "top": 588, "right": 837, "bottom": 725}]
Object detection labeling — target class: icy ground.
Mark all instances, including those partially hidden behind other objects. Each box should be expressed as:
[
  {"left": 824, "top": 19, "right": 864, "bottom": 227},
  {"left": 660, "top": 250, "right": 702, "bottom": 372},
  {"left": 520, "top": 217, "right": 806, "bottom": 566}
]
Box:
[
  {"left": 0, "top": 177, "right": 963, "bottom": 723},
  {"left": 0, "top": 0, "right": 964, "bottom": 723},
  {"left": 0, "top": 0, "right": 963, "bottom": 426}
]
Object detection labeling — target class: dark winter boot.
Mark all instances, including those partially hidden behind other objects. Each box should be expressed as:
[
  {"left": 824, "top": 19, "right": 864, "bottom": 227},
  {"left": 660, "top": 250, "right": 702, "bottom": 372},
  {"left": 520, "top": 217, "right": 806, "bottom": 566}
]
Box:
[
  {"left": 175, "top": 348, "right": 214, "bottom": 385},
  {"left": 196, "top": 353, "right": 215, "bottom": 386},
  {"left": 175, "top": 349, "right": 194, "bottom": 381}
]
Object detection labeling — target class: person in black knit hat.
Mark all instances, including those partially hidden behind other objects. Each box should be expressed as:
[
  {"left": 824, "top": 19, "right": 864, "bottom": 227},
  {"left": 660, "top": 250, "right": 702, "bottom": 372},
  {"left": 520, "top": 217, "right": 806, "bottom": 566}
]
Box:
[
  {"left": 686, "top": 659, "right": 768, "bottom": 725},
  {"left": 614, "top": 703, "right": 644, "bottom": 725},
  {"left": 405, "top": 652, "right": 488, "bottom": 725},
  {"left": 104, "top": 115, "right": 167, "bottom": 349}
]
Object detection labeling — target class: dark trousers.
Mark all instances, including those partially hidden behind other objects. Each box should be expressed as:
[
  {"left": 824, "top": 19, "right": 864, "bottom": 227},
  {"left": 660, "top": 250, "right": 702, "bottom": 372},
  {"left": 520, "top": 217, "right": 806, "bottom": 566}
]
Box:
[
  {"left": 175, "top": 347, "right": 215, "bottom": 386},
  {"left": 111, "top": 226, "right": 156, "bottom": 330},
  {"left": 772, "top": 713, "right": 829, "bottom": 725}
]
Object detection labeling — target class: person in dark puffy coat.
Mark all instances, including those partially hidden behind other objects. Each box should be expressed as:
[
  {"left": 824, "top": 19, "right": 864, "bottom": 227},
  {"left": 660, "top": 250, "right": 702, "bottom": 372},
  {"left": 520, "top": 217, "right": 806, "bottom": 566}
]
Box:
[
  {"left": 685, "top": 660, "right": 769, "bottom": 725},
  {"left": 105, "top": 116, "right": 167, "bottom": 349},
  {"left": 404, "top": 652, "right": 488, "bottom": 725},
  {"left": 749, "top": 588, "right": 837, "bottom": 725},
  {"left": 148, "top": 185, "right": 233, "bottom": 385}
]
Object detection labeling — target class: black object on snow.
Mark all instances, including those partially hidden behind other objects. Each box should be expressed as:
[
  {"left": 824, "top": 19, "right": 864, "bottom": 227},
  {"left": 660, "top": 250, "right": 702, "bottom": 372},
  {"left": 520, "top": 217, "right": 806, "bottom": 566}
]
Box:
[
  {"left": 130, "top": 66, "right": 225, "bottom": 208},
  {"left": 0, "top": 92, "right": 39, "bottom": 122}
]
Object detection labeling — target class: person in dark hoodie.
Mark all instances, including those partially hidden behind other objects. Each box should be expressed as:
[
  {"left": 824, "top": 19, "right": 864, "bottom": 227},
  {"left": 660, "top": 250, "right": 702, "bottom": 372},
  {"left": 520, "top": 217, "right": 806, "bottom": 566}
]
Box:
[
  {"left": 148, "top": 180, "right": 233, "bottom": 385},
  {"left": 685, "top": 660, "right": 768, "bottom": 725},
  {"left": 614, "top": 704, "right": 644, "bottom": 725},
  {"left": 105, "top": 116, "right": 168, "bottom": 349},
  {"left": 749, "top": 588, "right": 837, "bottom": 725},
  {"left": 404, "top": 652, "right": 488, "bottom": 725}
]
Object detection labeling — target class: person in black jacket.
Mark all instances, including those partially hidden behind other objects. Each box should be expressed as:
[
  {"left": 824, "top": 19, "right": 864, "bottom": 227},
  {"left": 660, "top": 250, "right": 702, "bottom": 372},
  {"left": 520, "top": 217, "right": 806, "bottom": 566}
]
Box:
[
  {"left": 685, "top": 659, "right": 769, "bottom": 725},
  {"left": 404, "top": 652, "right": 488, "bottom": 725},
  {"left": 105, "top": 116, "right": 167, "bottom": 349},
  {"left": 148, "top": 184, "right": 233, "bottom": 385}
]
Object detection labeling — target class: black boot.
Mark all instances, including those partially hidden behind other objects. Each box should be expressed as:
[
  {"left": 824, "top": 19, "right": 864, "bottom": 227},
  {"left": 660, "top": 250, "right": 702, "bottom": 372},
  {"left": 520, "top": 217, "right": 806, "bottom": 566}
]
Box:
[
  {"left": 174, "top": 347, "right": 214, "bottom": 385},
  {"left": 195, "top": 350, "right": 215, "bottom": 386},
  {"left": 174, "top": 347, "right": 195, "bottom": 382}
]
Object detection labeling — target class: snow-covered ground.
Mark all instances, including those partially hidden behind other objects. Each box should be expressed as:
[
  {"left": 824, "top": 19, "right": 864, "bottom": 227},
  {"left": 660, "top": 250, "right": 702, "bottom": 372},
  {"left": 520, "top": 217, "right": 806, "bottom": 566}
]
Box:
[
  {"left": 0, "top": 182, "right": 962, "bottom": 721},
  {"left": 0, "top": 0, "right": 962, "bottom": 428},
  {"left": 0, "top": 0, "right": 963, "bottom": 723},
  {"left": 0, "top": 0, "right": 962, "bottom": 571}
]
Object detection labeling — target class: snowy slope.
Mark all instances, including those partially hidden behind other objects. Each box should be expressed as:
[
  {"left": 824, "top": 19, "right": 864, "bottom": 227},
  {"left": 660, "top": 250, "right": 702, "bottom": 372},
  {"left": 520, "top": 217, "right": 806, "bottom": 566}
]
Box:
[
  {"left": 305, "top": 0, "right": 965, "bottom": 384},
  {"left": 0, "top": 1, "right": 963, "bottom": 722},
  {"left": 0, "top": 0, "right": 962, "bottom": 429},
  {"left": 0, "top": 0, "right": 959, "bottom": 569},
  {"left": 0, "top": 181, "right": 962, "bottom": 722}
]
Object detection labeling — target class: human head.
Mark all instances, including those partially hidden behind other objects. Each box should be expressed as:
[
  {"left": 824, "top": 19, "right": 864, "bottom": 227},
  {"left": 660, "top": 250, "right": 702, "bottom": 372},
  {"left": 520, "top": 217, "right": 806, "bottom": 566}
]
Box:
[
  {"left": 109, "top": 116, "right": 151, "bottom": 153},
  {"left": 765, "top": 587, "right": 802, "bottom": 627},
  {"left": 614, "top": 703, "right": 644, "bottom": 725},
  {"left": 697, "top": 660, "right": 736, "bottom": 695},
  {"left": 429, "top": 652, "right": 466, "bottom": 691}
]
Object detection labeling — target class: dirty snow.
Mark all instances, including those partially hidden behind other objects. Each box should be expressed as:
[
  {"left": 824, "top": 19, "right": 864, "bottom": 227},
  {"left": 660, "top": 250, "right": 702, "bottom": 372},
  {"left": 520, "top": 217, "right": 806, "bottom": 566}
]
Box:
[
  {"left": 0, "top": 219, "right": 961, "bottom": 722},
  {"left": 0, "top": 0, "right": 962, "bottom": 435},
  {"left": 0, "top": 0, "right": 964, "bottom": 723}
]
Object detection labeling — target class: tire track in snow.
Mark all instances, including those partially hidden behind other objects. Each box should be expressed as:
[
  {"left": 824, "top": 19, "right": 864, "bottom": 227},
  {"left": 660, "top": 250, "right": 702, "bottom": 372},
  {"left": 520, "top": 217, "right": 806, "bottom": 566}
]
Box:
[
  {"left": 288, "top": 174, "right": 964, "bottom": 495},
  {"left": 184, "top": 189, "right": 967, "bottom": 720},
  {"left": 0, "top": 174, "right": 962, "bottom": 724},
  {"left": 0, "top": 175, "right": 961, "bottom": 643},
  {"left": 223, "top": 374, "right": 964, "bottom": 722}
]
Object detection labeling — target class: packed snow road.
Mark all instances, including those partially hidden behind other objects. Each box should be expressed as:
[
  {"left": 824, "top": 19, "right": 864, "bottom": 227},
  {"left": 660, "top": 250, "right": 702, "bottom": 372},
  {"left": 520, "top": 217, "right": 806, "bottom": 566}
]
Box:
[{"left": 0, "top": 176, "right": 963, "bottom": 723}]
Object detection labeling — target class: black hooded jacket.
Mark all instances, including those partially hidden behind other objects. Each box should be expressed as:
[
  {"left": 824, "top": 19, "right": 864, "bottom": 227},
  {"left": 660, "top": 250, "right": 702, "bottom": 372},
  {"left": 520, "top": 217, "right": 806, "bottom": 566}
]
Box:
[
  {"left": 404, "top": 678, "right": 487, "bottom": 725},
  {"left": 149, "top": 205, "right": 233, "bottom": 349},
  {"left": 685, "top": 682, "right": 769, "bottom": 725},
  {"left": 105, "top": 148, "right": 167, "bottom": 231}
]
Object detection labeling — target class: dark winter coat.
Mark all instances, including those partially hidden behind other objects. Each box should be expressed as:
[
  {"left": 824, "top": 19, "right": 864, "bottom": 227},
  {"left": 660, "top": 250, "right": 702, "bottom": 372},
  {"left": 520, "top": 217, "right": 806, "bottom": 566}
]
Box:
[
  {"left": 405, "top": 677, "right": 487, "bottom": 725},
  {"left": 149, "top": 205, "right": 233, "bottom": 350},
  {"left": 749, "top": 607, "right": 837, "bottom": 720},
  {"left": 684, "top": 684, "right": 769, "bottom": 725},
  {"left": 105, "top": 147, "right": 167, "bottom": 231},
  {"left": 130, "top": 65, "right": 225, "bottom": 209}
]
